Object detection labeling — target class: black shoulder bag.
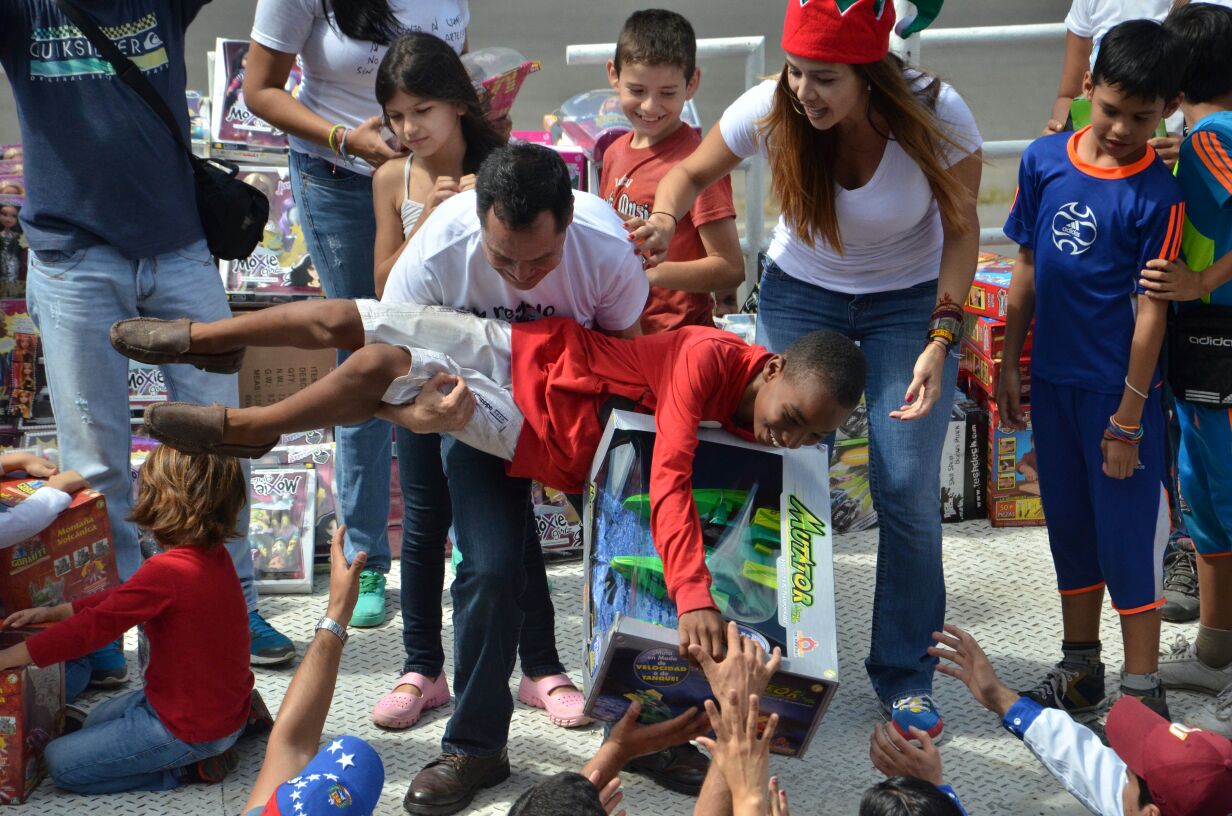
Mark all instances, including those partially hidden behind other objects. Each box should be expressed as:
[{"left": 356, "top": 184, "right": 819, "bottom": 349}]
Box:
[
  {"left": 54, "top": 0, "right": 267, "bottom": 260},
  {"left": 1168, "top": 304, "right": 1232, "bottom": 406}
]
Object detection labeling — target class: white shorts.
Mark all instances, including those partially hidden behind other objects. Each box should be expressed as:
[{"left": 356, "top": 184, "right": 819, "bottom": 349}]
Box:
[{"left": 355, "top": 300, "right": 523, "bottom": 461}]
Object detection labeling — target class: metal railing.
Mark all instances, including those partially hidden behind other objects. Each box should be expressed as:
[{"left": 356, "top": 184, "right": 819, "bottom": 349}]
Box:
[{"left": 565, "top": 36, "right": 766, "bottom": 290}]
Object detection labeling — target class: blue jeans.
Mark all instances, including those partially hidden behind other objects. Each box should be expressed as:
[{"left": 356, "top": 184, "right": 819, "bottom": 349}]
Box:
[
  {"left": 288, "top": 149, "right": 392, "bottom": 573},
  {"left": 44, "top": 688, "right": 241, "bottom": 793},
  {"left": 398, "top": 430, "right": 565, "bottom": 757},
  {"left": 756, "top": 261, "right": 958, "bottom": 703},
  {"left": 27, "top": 240, "right": 256, "bottom": 610}
]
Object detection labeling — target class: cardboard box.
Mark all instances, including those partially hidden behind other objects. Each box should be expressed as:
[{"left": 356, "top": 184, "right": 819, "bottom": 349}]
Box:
[
  {"left": 962, "top": 314, "right": 1033, "bottom": 361},
  {"left": 237, "top": 345, "right": 336, "bottom": 408},
  {"left": 582, "top": 411, "right": 837, "bottom": 757},
  {"left": 0, "top": 481, "right": 116, "bottom": 615},
  {"left": 985, "top": 404, "right": 1045, "bottom": 527},
  {"left": 941, "top": 399, "right": 988, "bottom": 523},
  {"left": 964, "top": 253, "right": 1016, "bottom": 320},
  {"left": 0, "top": 631, "right": 62, "bottom": 804},
  {"left": 960, "top": 340, "right": 1030, "bottom": 401},
  {"left": 829, "top": 439, "right": 876, "bottom": 534}
]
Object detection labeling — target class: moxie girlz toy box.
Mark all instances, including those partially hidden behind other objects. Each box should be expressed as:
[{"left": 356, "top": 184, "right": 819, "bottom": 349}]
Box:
[
  {"left": 0, "top": 630, "right": 62, "bottom": 804},
  {"left": 581, "top": 411, "right": 837, "bottom": 757},
  {"left": 0, "top": 481, "right": 116, "bottom": 616}
]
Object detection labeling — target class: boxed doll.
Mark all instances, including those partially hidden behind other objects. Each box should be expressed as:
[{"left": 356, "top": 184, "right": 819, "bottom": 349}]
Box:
[
  {"left": 0, "top": 481, "right": 116, "bottom": 615},
  {"left": 582, "top": 411, "right": 837, "bottom": 757},
  {"left": 255, "top": 444, "right": 338, "bottom": 567},
  {"left": 985, "top": 403, "right": 1045, "bottom": 527},
  {"left": 209, "top": 39, "right": 299, "bottom": 162},
  {"left": 248, "top": 468, "right": 317, "bottom": 593},
  {"left": 0, "top": 631, "right": 62, "bottom": 804}
]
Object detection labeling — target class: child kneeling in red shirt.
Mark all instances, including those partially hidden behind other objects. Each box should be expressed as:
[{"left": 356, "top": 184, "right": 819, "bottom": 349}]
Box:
[
  {"left": 111, "top": 299, "right": 864, "bottom": 660},
  {"left": 0, "top": 444, "right": 254, "bottom": 794}
]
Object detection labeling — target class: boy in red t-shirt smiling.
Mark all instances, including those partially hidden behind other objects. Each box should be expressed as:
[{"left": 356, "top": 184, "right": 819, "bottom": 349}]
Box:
[{"left": 600, "top": 9, "right": 744, "bottom": 334}]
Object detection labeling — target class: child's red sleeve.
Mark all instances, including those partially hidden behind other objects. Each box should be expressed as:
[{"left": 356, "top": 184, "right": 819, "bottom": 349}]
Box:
[
  {"left": 647, "top": 345, "right": 723, "bottom": 616},
  {"left": 25, "top": 560, "right": 173, "bottom": 668}
]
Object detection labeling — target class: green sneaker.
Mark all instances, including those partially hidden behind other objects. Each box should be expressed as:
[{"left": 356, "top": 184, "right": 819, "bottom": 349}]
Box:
[{"left": 351, "top": 569, "right": 387, "bottom": 628}]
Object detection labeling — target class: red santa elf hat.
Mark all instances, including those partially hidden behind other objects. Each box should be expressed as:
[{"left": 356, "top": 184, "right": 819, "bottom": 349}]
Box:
[{"left": 781, "top": 0, "right": 896, "bottom": 64}]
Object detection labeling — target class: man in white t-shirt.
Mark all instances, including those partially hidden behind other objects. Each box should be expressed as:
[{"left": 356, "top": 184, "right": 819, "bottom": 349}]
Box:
[{"left": 382, "top": 143, "right": 648, "bottom": 816}]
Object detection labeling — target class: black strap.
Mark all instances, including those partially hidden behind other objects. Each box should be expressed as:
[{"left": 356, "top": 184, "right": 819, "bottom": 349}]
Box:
[{"left": 52, "top": 0, "right": 194, "bottom": 161}]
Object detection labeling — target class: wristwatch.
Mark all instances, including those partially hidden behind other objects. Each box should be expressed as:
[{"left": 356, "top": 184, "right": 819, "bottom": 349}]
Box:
[{"left": 314, "top": 616, "right": 348, "bottom": 646}]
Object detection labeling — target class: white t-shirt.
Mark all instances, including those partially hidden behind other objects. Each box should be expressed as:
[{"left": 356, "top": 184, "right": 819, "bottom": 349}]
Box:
[
  {"left": 720, "top": 77, "right": 982, "bottom": 295},
  {"left": 251, "top": 0, "right": 470, "bottom": 175},
  {"left": 382, "top": 189, "right": 650, "bottom": 332},
  {"left": 1067, "top": 0, "right": 1232, "bottom": 65}
]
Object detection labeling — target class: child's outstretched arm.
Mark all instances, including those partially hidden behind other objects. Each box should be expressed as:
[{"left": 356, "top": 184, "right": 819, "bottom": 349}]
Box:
[
  {"left": 1102, "top": 295, "right": 1167, "bottom": 480},
  {"left": 637, "top": 216, "right": 744, "bottom": 295},
  {"left": 0, "top": 452, "right": 58, "bottom": 478},
  {"left": 996, "top": 247, "right": 1036, "bottom": 431}
]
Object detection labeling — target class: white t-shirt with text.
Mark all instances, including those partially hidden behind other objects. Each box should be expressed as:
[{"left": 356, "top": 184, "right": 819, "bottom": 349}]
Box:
[
  {"left": 382, "top": 189, "right": 650, "bottom": 332},
  {"left": 251, "top": 0, "right": 469, "bottom": 175},
  {"left": 719, "top": 76, "right": 982, "bottom": 295}
]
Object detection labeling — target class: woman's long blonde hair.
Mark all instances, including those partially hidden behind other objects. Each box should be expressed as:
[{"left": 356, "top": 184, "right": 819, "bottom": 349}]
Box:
[{"left": 758, "top": 55, "right": 974, "bottom": 254}]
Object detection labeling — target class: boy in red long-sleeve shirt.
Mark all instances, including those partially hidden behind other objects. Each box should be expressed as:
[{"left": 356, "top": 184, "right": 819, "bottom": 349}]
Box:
[
  {"left": 110, "top": 299, "right": 864, "bottom": 660},
  {"left": 0, "top": 444, "right": 253, "bottom": 794}
]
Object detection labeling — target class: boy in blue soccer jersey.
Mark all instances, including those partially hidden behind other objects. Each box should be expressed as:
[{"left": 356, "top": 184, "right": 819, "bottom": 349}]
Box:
[
  {"left": 996, "top": 19, "right": 1185, "bottom": 720},
  {"left": 1140, "top": 4, "right": 1232, "bottom": 733}
]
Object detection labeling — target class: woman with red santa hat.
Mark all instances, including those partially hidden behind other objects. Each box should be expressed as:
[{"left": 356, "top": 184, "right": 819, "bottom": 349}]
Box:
[{"left": 633, "top": 0, "right": 981, "bottom": 742}]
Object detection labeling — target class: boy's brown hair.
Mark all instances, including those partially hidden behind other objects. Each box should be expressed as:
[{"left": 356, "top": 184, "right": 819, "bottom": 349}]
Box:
[
  {"left": 130, "top": 445, "right": 245, "bottom": 550},
  {"left": 614, "top": 9, "right": 697, "bottom": 80}
]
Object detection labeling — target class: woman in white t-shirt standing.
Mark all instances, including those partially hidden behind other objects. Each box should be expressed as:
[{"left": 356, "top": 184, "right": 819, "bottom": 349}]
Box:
[{"left": 634, "top": 0, "right": 981, "bottom": 742}]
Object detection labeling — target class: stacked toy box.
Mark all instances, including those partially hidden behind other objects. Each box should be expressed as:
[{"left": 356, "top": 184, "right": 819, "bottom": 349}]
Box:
[{"left": 581, "top": 411, "right": 838, "bottom": 757}]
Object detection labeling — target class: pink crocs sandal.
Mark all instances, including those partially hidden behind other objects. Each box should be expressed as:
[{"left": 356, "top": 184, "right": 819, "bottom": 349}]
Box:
[
  {"left": 517, "top": 674, "right": 593, "bottom": 728},
  {"left": 371, "top": 672, "right": 449, "bottom": 729}
]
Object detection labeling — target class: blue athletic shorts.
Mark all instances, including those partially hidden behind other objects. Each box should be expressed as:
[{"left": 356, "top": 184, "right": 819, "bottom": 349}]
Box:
[
  {"left": 1176, "top": 401, "right": 1232, "bottom": 557},
  {"left": 1031, "top": 378, "right": 1168, "bottom": 614}
]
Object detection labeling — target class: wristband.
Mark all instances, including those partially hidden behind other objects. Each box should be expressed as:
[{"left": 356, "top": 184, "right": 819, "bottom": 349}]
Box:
[
  {"left": 1123, "top": 377, "right": 1149, "bottom": 400},
  {"left": 1103, "top": 415, "right": 1144, "bottom": 446},
  {"left": 650, "top": 211, "right": 678, "bottom": 227},
  {"left": 338, "top": 127, "right": 351, "bottom": 161},
  {"left": 328, "top": 124, "right": 345, "bottom": 153}
]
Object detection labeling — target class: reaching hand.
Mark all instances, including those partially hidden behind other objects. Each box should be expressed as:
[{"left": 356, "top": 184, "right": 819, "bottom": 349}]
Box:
[
  {"left": 11, "top": 453, "right": 58, "bottom": 478},
  {"left": 47, "top": 470, "right": 89, "bottom": 494},
  {"left": 890, "top": 342, "right": 947, "bottom": 421},
  {"left": 606, "top": 698, "right": 710, "bottom": 762},
  {"left": 868, "top": 721, "right": 943, "bottom": 785},
  {"left": 624, "top": 213, "right": 676, "bottom": 269},
  {"left": 696, "top": 690, "right": 778, "bottom": 813},
  {"left": 325, "top": 526, "right": 367, "bottom": 625},
  {"left": 586, "top": 771, "right": 624, "bottom": 816},
  {"left": 678, "top": 607, "right": 725, "bottom": 662},
  {"left": 769, "top": 776, "right": 791, "bottom": 816},
  {"left": 1148, "top": 135, "right": 1180, "bottom": 168},
  {"left": 928, "top": 624, "right": 1020, "bottom": 717},
  {"left": 3, "top": 603, "right": 71, "bottom": 629},
  {"left": 689, "top": 620, "right": 781, "bottom": 701}
]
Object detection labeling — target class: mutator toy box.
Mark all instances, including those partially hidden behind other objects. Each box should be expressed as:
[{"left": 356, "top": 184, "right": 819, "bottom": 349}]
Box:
[
  {"left": 581, "top": 411, "right": 837, "bottom": 757},
  {"left": 0, "top": 630, "right": 62, "bottom": 804}
]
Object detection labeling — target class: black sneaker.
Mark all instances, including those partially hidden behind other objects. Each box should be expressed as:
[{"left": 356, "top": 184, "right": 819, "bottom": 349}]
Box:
[
  {"left": 180, "top": 746, "right": 240, "bottom": 784},
  {"left": 1118, "top": 682, "right": 1171, "bottom": 721},
  {"left": 624, "top": 742, "right": 709, "bottom": 796},
  {"left": 1161, "top": 538, "right": 1200, "bottom": 623},
  {"left": 1021, "top": 661, "right": 1106, "bottom": 714},
  {"left": 62, "top": 704, "right": 88, "bottom": 735},
  {"left": 242, "top": 689, "right": 274, "bottom": 738}
]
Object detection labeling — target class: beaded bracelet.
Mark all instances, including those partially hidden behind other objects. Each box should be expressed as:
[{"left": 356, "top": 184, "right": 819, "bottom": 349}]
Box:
[{"left": 1104, "top": 415, "right": 1144, "bottom": 446}]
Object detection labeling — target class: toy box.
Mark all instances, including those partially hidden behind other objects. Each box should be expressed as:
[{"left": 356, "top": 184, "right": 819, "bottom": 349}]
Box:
[
  {"left": 531, "top": 481, "right": 582, "bottom": 556},
  {"left": 941, "top": 398, "right": 989, "bottom": 523},
  {"left": 551, "top": 144, "right": 587, "bottom": 191},
  {"left": 0, "top": 201, "right": 24, "bottom": 301},
  {"left": 985, "top": 403, "right": 1045, "bottom": 527},
  {"left": 186, "top": 90, "right": 211, "bottom": 157},
  {"left": 248, "top": 467, "right": 317, "bottom": 593},
  {"left": 218, "top": 167, "right": 320, "bottom": 302},
  {"left": 960, "top": 340, "right": 1030, "bottom": 402},
  {"left": 829, "top": 438, "right": 876, "bottom": 534},
  {"left": 210, "top": 39, "right": 299, "bottom": 162},
  {"left": 0, "top": 481, "right": 116, "bottom": 615},
  {"left": 255, "top": 444, "right": 338, "bottom": 566},
  {"left": 462, "top": 48, "right": 540, "bottom": 124},
  {"left": 127, "top": 360, "right": 168, "bottom": 407},
  {"left": 962, "top": 314, "right": 1033, "bottom": 362},
  {"left": 582, "top": 411, "right": 837, "bottom": 757},
  {"left": 0, "top": 631, "right": 62, "bottom": 804},
  {"left": 0, "top": 302, "right": 40, "bottom": 430},
  {"left": 964, "top": 253, "right": 1016, "bottom": 320},
  {"left": 236, "top": 344, "right": 336, "bottom": 409}
]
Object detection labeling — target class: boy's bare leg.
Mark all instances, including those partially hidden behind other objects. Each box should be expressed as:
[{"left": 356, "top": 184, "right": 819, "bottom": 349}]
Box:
[
  {"left": 1120, "top": 610, "right": 1162, "bottom": 675},
  {"left": 224, "top": 344, "right": 412, "bottom": 447},
  {"left": 190, "top": 299, "right": 366, "bottom": 353},
  {"left": 1060, "top": 589, "right": 1104, "bottom": 644}
]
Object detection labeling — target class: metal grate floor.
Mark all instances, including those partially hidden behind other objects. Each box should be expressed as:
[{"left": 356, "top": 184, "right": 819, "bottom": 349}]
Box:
[{"left": 13, "top": 521, "right": 1212, "bottom": 815}]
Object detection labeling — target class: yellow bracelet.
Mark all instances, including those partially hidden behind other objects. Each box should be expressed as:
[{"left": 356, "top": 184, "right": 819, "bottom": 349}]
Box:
[{"left": 328, "top": 124, "right": 345, "bottom": 152}]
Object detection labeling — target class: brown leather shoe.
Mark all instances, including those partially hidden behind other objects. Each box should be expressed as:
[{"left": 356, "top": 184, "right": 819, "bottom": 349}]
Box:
[
  {"left": 110, "top": 317, "right": 245, "bottom": 374},
  {"left": 143, "top": 402, "right": 277, "bottom": 459},
  {"left": 403, "top": 750, "right": 510, "bottom": 816},
  {"left": 624, "top": 742, "right": 709, "bottom": 796}
]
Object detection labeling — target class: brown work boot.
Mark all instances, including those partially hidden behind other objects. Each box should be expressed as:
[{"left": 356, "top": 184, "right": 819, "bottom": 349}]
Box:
[
  {"left": 110, "top": 317, "right": 245, "bottom": 374},
  {"left": 403, "top": 750, "right": 510, "bottom": 815},
  {"left": 143, "top": 402, "right": 277, "bottom": 459}
]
